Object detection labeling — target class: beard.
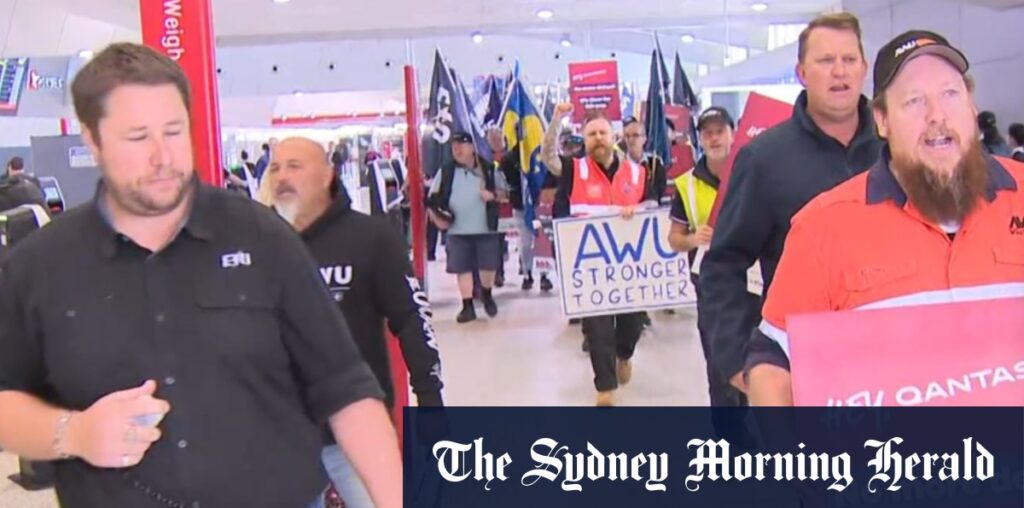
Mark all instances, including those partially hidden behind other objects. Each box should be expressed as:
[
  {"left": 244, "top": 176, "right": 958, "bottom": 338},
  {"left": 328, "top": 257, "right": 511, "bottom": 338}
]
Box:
[
  {"left": 275, "top": 200, "right": 300, "bottom": 226},
  {"left": 273, "top": 182, "right": 301, "bottom": 226},
  {"left": 892, "top": 138, "right": 989, "bottom": 226},
  {"left": 105, "top": 168, "right": 193, "bottom": 217}
]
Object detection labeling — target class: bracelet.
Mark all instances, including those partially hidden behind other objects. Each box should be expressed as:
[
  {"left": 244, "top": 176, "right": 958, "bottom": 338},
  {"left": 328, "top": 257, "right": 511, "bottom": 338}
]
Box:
[{"left": 53, "top": 410, "right": 78, "bottom": 460}]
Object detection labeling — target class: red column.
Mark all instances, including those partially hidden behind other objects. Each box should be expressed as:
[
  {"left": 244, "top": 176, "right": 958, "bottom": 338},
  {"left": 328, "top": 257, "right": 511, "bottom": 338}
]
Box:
[
  {"left": 139, "top": 0, "right": 224, "bottom": 187},
  {"left": 404, "top": 65, "right": 427, "bottom": 282},
  {"left": 385, "top": 65, "right": 426, "bottom": 448}
]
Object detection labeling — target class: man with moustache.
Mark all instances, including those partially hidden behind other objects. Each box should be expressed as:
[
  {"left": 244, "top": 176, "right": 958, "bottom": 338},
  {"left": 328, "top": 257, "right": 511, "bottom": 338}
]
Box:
[
  {"left": 265, "top": 137, "right": 444, "bottom": 507},
  {"left": 542, "top": 104, "right": 661, "bottom": 407},
  {"left": 700, "top": 12, "right": 882, "bottom": 398},
  {"left": 745, "top": 31, "right": 1024, "bottom": 405},
  {"left": 0, "top": 43, "right": 401, "bottom": 507}
]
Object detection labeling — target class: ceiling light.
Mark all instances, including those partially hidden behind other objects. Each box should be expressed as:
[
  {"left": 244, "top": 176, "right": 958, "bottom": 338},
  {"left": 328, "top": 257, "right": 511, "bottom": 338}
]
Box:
[
  {"left": 560, "top": 36, "right": 572, "bottom": 48},
  {"left": 681, "top": 34, "right": 695, "bottom": 43},
  {"left": 471, "top": 32, "right": 484, "bottom": 44},
  {"left": 536, "top": 8, "right": 554, "bottom": 20},
  {"left": 77, "top": 49, "right": 94, "bottom": 59},
  {"left": 273, "top": 0, "right": 290, "bottom": 4},
  {"left": 751, "top": 2, "right": 768, "bottom": 11},
  {"left": 534, "top": 85, "right": 545, "bottom": 95}
]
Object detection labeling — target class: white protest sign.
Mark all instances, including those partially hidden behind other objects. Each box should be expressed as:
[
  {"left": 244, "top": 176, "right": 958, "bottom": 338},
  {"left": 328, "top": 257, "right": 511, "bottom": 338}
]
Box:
[{"left": 554, "top": 209, "right": 696, "bottom": 318}]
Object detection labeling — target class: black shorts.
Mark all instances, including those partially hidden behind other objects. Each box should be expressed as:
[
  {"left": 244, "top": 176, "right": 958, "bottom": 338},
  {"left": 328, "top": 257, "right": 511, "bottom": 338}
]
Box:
[{"left": 446, "top": 234, "right": 501, "bottom": 274}]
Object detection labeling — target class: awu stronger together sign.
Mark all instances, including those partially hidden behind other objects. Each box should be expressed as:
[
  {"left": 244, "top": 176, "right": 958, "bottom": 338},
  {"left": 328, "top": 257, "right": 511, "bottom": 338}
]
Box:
[{"left": 553, "top": 209, "right": 696, "bottom": 318}]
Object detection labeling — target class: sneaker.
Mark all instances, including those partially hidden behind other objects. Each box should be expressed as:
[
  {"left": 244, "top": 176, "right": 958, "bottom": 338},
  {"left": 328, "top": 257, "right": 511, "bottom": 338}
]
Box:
[
  {"left": 521, "top": 276, "right": 535, "bottom": 291},
  {"left": 617, "top": 358, "right": 633, "bottom": 385},
  {"left": 483, "top": 297, "right": 498, "bottom": 317},
  {"left": 539, "top": 275, "right": 554, "bottom": 292},
  {"left": 596, "top": 391, "right": 615, "bottom": 407},
  {"left": 457, "top": 306, "right": 477, "bottom": 324}
]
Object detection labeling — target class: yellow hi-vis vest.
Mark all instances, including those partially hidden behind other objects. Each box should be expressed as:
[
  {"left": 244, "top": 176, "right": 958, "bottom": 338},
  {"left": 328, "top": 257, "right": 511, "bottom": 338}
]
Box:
[
  {"left": 674, "top": 171, "right": 717, "bottom": 231},
  {"left": 674, "top": 169, "right": 763, "bottom": 295}
]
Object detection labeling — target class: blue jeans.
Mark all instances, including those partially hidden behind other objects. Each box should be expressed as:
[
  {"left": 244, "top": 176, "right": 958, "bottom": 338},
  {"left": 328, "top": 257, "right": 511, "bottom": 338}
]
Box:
[{"left": 321, "top": 445, "right": 374, "bottom": 508}]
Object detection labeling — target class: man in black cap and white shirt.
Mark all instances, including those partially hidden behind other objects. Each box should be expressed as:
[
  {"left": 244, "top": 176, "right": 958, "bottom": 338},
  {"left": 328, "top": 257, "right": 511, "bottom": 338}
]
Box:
[{"left": 427, "top": 131, "right": 505, "bottom": 323}]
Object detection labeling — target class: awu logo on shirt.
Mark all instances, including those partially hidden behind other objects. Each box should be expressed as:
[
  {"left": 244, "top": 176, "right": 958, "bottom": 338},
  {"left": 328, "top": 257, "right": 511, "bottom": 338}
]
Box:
[
  {"left": 1010, "top": 216, "right": 1024, "bottom": 236},
  {"left": 320, "top": 265, "right": 353, "bottom": 301}
]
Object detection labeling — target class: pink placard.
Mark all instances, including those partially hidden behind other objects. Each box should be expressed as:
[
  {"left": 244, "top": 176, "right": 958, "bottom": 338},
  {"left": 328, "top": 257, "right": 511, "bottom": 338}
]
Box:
[{"left": 788, "top": 298, "right": 1024, "bottom": 406}]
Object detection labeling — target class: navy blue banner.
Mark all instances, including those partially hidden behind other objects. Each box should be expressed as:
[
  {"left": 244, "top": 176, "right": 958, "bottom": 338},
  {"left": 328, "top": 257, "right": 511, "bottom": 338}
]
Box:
[{"left": 404, "top": 408, "right": 1024, "bottom": 507}]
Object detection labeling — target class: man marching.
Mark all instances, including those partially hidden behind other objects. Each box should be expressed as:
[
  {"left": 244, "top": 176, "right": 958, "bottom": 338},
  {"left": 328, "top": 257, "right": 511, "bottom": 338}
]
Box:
[{"left": 542, "top": 103, "right": 661, "bottom": 407}]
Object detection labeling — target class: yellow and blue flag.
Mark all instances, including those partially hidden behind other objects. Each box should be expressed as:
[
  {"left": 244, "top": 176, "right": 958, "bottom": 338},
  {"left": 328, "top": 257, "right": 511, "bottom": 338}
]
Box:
[{"left": 501, "top": 77, "right": 547, "bottom": 232}]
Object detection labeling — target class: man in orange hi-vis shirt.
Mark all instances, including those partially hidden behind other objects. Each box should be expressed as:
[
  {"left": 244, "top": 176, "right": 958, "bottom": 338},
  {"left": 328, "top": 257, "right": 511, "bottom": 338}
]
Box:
[{"left": 746, "top": 30, "right": 1024, "bottom": 406}]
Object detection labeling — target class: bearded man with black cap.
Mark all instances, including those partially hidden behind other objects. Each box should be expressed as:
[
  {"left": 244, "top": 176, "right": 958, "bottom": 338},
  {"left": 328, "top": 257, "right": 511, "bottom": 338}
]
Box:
[{"left": 745, "top": 30, "right": 1024, "bottom": 406}]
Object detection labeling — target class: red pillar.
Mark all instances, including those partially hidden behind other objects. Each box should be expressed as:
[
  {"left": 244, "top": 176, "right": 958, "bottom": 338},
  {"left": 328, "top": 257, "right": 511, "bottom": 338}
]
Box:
[
  {"left": 139, "top": 0, "right": 224, "bottom": 187},
  {"left": 404, "top": 65, "right": 427, "bottom": 282},
  {"left": 385, "top": 65, "right": 426, "bottom": 448}
]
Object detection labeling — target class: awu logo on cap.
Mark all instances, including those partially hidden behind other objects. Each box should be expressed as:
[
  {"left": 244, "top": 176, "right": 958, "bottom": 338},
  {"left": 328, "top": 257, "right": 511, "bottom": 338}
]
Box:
[{"left": 894, "top": 38, "right": 937, "bottom": 58}]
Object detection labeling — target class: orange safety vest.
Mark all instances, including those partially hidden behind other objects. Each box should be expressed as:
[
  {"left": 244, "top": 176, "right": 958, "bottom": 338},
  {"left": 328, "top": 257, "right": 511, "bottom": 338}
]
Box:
[{"left": 569, "top": 156, "right": 646, "bottom": 215}]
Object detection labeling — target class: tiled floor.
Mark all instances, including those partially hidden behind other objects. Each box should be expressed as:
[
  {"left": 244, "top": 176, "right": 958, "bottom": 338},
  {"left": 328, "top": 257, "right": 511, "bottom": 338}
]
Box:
[{"left": 0, "top": 252, "right": 709, "bottom": 506}]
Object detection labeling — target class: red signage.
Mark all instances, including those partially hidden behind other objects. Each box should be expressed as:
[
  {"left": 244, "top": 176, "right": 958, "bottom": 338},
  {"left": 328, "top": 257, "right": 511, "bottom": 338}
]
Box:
[
  {"left": 708, "top": 93, "right": 792, "bottom": 225},
  {"left": 568, "top": 60, "right": 621, "bottom": 124},
  {"left": 665, "top": 104, "right": 695, "bottom": 180},
  {"left": 140, "top": 0, "right": 223, "bottom": 187},
  {"left": 789, "top": 298, "right": 1024, "bottom": 406}
]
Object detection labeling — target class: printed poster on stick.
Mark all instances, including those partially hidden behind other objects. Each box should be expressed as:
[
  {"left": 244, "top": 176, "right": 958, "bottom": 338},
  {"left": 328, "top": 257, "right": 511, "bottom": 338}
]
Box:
[
  {"left": 553, "top": 209, "right": 696, "bottom": 318},
  {"left": 708, "top": 93, "right": 793, "bottom": 226},
  {"left": 789, "top": 298, "right": 1024, "bottom": 406},
  {"left": 568, "top": 60, "right": 622, "bottom": 125}
]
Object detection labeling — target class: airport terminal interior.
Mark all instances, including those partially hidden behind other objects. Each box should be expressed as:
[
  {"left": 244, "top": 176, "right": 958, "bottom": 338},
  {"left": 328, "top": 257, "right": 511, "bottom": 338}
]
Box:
[{"left": 0, "top": 0, "right": 1022, "bottom": 505}]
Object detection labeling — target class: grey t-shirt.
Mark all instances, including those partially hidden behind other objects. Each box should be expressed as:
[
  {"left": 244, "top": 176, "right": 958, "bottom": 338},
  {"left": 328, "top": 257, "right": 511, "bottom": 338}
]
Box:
[{"left": 430, "top": 165, "right": 505, "bottom": 236}]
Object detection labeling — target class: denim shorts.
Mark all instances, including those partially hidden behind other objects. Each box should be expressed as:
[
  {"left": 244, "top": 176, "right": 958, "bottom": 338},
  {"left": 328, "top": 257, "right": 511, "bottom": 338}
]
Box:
[{"left": 445, "top": 234, "right": 501, "bottom": 274}]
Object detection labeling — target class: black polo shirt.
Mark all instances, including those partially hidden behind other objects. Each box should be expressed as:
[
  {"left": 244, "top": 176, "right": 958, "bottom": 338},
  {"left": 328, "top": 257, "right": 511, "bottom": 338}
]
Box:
[{"left": 0, "top": 181, "right": 383, "bottom": 508}]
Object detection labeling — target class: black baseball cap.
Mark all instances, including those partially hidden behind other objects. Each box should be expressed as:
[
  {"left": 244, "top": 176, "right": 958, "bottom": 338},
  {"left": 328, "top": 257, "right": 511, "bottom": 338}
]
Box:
[
  {"left": 697, "top": 107, "right": 735, "bottom": 131},
  {"left": 451, "top": 131, "right": 474, "bottom": 144},
  {"left": 873, "top": 30, "right": 969, "bottom": 99}
]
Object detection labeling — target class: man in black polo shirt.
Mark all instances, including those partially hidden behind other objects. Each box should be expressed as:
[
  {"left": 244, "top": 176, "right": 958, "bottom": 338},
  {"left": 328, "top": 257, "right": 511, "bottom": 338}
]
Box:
[
  {"left": 699, "top": 12, "right": 882, "bottom": 397},
  {"left": 0, "top": 43, "right": 400, "bottom": 508}
]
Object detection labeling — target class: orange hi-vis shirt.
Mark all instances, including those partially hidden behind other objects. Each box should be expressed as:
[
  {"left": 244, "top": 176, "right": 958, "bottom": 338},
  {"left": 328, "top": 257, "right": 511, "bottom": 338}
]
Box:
[
  {"left": 568, "top": 156, "right": 647, "bottom": 216},
  {"left": 747, "top": 149, "right": 1024, "bottom": 371}
]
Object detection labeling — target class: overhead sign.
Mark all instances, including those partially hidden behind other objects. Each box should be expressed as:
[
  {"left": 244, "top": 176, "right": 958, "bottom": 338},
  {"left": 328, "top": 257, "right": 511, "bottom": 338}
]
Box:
[
  {"left": 708, "top": 93, "right": 792, "bottom": 226},
  {"left": 568, "top": 60, "right": 622, "bottom": 124},
  {"left": 789, "top": 298, "right": 1024, "bottom": 406},
  {"left": 27, "top": 69, "right": 65, "bottom": 91},
  {"left": 0, "top": 57, "right": 76, "bottom": 117},
  {"left": 553, "top": 209, "right": 696, "bottom": 318}
]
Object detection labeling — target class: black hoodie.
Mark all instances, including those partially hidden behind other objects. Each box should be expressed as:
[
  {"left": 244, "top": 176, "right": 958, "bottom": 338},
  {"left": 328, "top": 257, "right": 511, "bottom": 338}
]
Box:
[{"left": 300, "top": 189, "right": 443, "bottom": 409}]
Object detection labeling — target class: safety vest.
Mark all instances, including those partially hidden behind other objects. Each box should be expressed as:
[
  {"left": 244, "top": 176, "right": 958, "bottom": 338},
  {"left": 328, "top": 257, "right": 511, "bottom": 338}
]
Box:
[
  {"left": 674, "top": 170, "right": 718, "bottom": 231},
  {"left": 569, "top": 156, "right": 646, "bottom": 216},
  {"left": 675, "top": 167, "right": 763, "bottom": 295}
]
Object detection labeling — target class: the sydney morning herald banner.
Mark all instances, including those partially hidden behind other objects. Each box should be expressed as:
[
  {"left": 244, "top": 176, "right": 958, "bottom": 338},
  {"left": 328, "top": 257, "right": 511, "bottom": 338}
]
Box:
[{"left": 404, "top": 408, "right": 1024, "bottom": 507}]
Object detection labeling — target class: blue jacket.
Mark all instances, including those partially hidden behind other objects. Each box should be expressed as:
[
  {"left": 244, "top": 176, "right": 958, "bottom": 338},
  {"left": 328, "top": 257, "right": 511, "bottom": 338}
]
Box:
[{"left": 699, "top": 91, "right": 882, "bottom": 382}]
